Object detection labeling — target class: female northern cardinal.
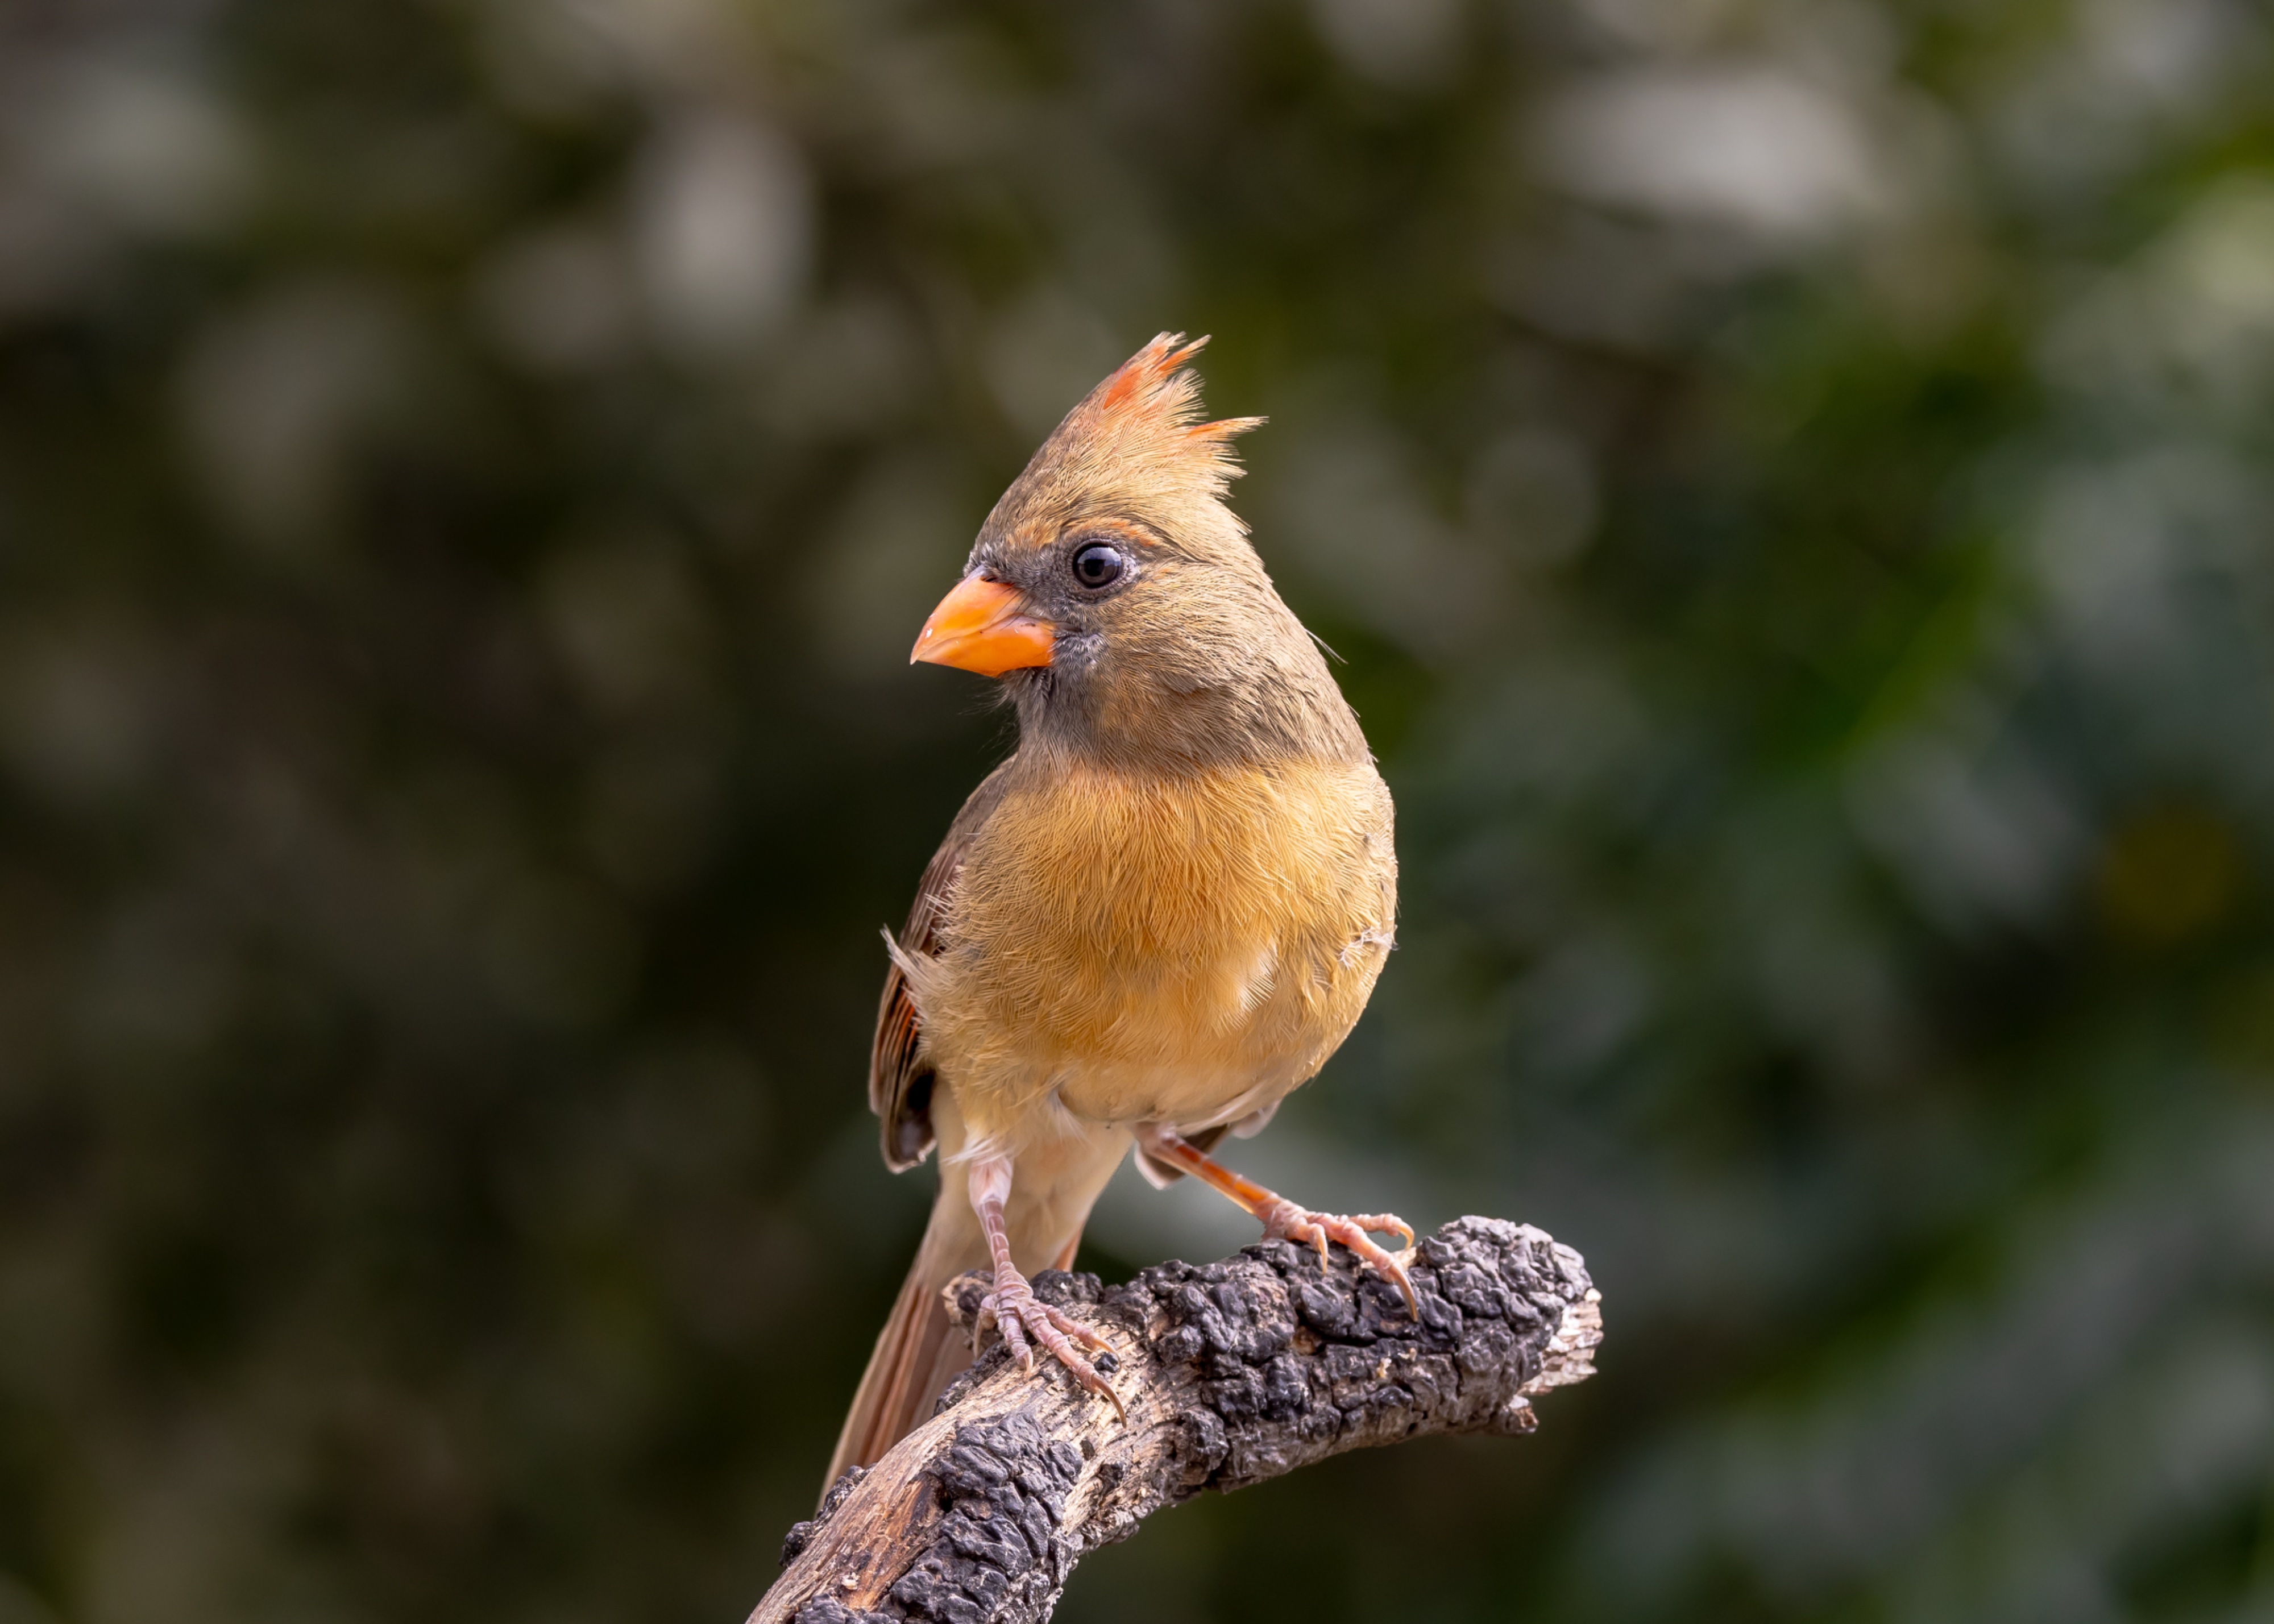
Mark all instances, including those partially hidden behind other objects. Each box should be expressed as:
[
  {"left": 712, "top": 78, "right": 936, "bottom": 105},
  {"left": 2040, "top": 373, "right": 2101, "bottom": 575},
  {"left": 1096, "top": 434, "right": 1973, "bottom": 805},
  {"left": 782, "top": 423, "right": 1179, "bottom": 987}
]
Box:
[{"left": 825, "top": 334, "right": 1405, "bottom": 1486}]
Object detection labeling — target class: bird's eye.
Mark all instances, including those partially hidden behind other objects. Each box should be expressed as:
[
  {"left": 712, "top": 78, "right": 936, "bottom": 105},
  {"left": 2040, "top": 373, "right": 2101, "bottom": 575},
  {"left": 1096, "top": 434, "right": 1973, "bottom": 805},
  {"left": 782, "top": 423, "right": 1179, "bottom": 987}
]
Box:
[{"left": 1070, "top": 542, "right": 1125, "bottom": 589}]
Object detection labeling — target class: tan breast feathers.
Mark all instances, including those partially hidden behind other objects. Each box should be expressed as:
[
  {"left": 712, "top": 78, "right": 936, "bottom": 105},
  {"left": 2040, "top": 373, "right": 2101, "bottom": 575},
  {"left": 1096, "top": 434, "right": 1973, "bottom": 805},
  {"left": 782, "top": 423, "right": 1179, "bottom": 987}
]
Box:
[{"left": 911, "top": 758, "right": 1396, "bottom": 1136}]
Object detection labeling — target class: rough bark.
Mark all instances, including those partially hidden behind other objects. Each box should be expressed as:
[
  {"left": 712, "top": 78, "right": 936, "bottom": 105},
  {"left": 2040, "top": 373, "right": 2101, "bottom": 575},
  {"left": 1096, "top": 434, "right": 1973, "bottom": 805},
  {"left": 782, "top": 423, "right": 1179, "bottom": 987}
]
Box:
[{"left": 752, "top": 1217, "right": 1601, "bottom": 1624}]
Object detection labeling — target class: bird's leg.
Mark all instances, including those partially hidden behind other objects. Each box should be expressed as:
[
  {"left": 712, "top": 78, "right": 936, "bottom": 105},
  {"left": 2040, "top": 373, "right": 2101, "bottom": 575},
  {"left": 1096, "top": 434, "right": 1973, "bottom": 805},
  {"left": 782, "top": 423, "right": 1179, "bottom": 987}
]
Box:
[
  {"left": 966, "top": 1157, "right": 1125, "bottom": 1419},
  {"left": 1137, "top": 1125, "right": 1418, "bottom": 1315}
]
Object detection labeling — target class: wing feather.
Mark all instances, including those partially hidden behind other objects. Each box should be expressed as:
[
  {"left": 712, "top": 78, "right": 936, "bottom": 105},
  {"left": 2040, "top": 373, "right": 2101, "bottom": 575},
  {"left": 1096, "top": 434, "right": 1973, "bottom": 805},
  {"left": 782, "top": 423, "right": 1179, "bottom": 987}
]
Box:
[{"left": 869, "top": 758, "right": 1018, "bottom": 1171}]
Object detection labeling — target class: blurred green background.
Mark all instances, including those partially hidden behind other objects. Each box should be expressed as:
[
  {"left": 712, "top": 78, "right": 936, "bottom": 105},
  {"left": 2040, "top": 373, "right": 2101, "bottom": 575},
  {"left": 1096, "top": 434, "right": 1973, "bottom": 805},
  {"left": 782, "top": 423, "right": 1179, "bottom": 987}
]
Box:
[{"left": 4, "top": 1, "right": 2273, "bottom": 1620}]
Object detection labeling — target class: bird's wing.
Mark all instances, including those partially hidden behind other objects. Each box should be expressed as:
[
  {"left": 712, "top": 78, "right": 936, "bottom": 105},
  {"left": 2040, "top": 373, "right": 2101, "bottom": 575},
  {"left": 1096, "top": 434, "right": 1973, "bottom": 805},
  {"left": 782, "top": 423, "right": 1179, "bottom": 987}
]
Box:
[{"left": 869, "top": 757, "right": 1019, "bottom": 1171}]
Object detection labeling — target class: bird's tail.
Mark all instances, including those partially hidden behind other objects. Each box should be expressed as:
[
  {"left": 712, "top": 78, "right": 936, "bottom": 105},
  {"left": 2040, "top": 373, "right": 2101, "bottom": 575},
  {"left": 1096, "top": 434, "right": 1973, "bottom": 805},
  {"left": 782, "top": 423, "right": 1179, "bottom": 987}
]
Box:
[
  {"left": 824, "top": 1185, "right": 982, "bottom": 1490},
  {"left": 821, "top": 1178, "right": 1090, "bottom": 1494}
]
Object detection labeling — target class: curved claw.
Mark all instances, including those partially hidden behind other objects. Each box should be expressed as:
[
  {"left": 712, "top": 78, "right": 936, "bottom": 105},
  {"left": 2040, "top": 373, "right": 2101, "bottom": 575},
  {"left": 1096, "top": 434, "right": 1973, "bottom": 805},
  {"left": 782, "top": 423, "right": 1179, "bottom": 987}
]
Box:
[
  {"left": 1040, "top": 1302, "right": 1114, "bottom": 1355},
  {"left": 977, "top": 1274, "right": 1126, "bottom": 1421},
  {"left": 1354, "top": 1213, "right": 1417, "bottom": 1248},
  {"left": 1260, "top": 1203, "right": 1421, "bottom": 1317}
]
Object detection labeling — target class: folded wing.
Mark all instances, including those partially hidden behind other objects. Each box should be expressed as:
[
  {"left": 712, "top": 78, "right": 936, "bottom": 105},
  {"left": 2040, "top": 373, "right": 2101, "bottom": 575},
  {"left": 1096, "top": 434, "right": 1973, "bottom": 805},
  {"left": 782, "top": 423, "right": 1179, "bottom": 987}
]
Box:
[{"left": 870, "top": 758, "right": 1018, "bottom": 1170}]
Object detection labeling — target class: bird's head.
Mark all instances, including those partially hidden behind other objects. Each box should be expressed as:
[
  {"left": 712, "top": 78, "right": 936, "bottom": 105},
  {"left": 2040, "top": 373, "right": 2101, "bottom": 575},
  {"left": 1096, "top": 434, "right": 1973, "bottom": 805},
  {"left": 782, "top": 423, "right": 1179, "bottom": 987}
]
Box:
[{"left": 910, "top": 334, "right": 1360, "bottom": 767}]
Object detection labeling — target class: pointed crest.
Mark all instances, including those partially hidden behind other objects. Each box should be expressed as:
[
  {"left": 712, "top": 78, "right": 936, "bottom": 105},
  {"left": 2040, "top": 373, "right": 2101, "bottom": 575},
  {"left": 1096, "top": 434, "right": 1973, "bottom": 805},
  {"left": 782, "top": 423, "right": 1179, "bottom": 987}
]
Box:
[
  {"left": 973, "top": 332, "right": 1266, "bottom": 563},
  {"left": 1030, "top": 333, "right": 1263, "bottom": 502},
  {"left": 1069, "top": 331, "right": 1262, "bottom": 492}
]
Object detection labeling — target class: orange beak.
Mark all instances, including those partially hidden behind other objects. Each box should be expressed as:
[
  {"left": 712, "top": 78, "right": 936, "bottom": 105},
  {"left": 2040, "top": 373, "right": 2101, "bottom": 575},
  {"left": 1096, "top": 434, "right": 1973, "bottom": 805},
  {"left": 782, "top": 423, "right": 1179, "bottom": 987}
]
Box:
[{"left": 910, "top": 575, "right": 1055, "bottom": 677}]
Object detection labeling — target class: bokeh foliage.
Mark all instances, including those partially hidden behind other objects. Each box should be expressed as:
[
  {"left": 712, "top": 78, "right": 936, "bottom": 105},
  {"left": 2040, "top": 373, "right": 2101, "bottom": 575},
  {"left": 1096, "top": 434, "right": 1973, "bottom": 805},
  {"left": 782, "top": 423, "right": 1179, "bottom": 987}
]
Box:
[{"left": 3, "top": 0, "right": 2273, "bottom": 1620}]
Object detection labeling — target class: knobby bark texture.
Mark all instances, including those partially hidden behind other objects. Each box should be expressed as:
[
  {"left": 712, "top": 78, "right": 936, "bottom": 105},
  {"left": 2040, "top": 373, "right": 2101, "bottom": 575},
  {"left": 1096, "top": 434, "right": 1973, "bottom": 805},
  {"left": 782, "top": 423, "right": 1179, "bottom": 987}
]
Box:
[{"left": 754, "top": 1216, "right": 1602, "bottom": 1624}]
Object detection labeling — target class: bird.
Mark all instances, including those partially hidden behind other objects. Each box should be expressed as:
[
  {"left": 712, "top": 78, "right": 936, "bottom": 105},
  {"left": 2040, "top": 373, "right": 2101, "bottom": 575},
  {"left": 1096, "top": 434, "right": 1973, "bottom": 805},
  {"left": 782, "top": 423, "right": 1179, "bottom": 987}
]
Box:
[{"left": 824, "top": 333, "right": 1406, "bottom": 1490}]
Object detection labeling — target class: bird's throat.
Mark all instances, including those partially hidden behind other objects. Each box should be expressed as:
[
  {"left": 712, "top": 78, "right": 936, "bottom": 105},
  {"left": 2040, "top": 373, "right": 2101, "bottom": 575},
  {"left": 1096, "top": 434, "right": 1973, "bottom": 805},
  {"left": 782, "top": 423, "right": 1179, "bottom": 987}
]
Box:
[{"left": 1011, "top": 648, "right": 1365, "bottom": 774}]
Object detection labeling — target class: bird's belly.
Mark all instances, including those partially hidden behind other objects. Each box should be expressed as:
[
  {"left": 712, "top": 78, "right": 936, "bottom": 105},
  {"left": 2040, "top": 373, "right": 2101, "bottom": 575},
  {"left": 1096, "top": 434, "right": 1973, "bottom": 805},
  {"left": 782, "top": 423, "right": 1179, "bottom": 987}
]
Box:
[
  {"left": 916, "top": 757, "right": 1395, "bottom": 1145},
  {"left": 950, "top": 945, "right": 1352, "bottom": 1137},
  {"left": 1042, "top": 964, "right": 1328, "bottom": 1129},
  {"left": 1049, "top": 1054, "right": 1296, "bottom": 1137}
]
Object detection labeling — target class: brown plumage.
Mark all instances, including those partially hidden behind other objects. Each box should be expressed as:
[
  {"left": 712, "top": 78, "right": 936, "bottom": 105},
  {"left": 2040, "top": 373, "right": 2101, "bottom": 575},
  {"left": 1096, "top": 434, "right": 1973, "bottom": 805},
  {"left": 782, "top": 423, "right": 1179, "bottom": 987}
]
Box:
[{"left": 826, "top": 334, "right": 1404, "bottom": 1489}]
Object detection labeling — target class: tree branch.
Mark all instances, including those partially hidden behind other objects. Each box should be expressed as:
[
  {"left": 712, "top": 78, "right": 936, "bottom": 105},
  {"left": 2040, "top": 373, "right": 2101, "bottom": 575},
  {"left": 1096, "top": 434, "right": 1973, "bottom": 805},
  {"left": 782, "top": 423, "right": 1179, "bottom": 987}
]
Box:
[{"left": 751, "top": 1218, "right": 1601, "bottom": 1624}]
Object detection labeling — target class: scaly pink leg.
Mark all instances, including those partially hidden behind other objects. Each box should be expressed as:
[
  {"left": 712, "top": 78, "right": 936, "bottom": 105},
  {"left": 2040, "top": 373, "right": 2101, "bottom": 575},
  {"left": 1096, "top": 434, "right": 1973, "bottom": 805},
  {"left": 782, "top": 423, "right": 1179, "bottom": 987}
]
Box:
[
  {"left": 1138, "top": 1125, "right": 1418, "bottom": 1315},
  {"left": 968, "top": 1158, "right": 1126, "bottom": 1421}
]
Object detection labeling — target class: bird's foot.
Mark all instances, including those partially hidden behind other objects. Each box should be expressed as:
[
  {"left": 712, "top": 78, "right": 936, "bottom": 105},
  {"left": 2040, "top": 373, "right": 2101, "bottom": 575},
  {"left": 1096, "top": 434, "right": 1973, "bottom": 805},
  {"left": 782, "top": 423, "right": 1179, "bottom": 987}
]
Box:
[
  {"left": 976, "top": 1268, "right": 1127, "bottom": 1421},
  {"left": 1258, "top": 1199, "right": 1419, "bottom": 1315}
]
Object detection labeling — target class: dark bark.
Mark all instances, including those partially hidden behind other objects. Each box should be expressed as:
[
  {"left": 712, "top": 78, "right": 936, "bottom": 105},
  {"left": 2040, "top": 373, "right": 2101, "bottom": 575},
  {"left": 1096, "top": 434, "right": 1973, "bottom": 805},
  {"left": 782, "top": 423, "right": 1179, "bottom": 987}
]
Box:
[{"left": 750, "top": 1218, "right": 1601, "bottom": 1624}]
